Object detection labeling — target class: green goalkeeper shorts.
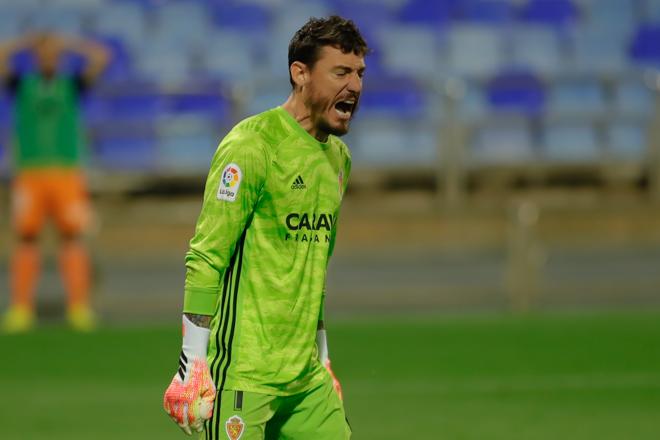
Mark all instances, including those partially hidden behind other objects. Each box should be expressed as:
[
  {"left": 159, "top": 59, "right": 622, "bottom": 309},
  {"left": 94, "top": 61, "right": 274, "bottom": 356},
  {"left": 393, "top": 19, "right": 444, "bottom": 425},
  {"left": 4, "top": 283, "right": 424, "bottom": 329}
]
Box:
[{"left": 202, "top": 374, "right": 351, "bottom": 440}]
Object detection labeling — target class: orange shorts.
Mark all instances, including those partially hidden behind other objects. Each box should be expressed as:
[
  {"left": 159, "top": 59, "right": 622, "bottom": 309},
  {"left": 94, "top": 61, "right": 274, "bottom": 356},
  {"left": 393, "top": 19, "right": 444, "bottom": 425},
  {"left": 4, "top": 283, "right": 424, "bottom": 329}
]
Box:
[{"left": 12, "top": 169, "right": 90, "bottom": 238}]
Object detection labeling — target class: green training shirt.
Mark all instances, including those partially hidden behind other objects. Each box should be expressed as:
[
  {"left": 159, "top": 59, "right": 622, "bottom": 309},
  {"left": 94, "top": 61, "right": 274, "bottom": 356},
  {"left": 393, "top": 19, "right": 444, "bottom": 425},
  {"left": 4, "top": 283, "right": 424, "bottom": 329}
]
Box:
[
  {"left": 12, "top": 74, "right": 86, "bottom": 170},
  {"left": 184, "top": 106, "right": 351, "bottom": 396}
]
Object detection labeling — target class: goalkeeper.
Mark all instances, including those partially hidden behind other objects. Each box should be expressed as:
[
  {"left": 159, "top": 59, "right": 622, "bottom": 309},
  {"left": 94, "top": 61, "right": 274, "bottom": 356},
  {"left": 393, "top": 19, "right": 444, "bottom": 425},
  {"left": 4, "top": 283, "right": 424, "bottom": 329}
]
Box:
[{"left": 163, "top": 16, "right": 368, "bottom": 439}]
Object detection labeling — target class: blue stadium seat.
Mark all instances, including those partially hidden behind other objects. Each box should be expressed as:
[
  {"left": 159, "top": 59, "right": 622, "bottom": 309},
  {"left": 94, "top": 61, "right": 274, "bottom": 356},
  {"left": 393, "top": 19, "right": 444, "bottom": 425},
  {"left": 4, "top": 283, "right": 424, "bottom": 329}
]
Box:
[
  {"left": 630, "top": 24, "right": 660, "bottom": 67},
  {"left": 87, "top": 92, "right": 165, "bottom": 125},
  {"left": 541, "top": 122, "right": 601, "bottom": 161},
  {"left": 614, "top": 81, "right": 655, "bottom": 118},
  {"left": 471, "top": 120, "right": 536, "bottom": 165},
  {"left": 547, "top": 79, "right": 605, "bottom": 118},
  {"left": 454, "top": 0, "right": 515, "bottom": 24},
  {"left": 167, "top": 92, "right": 231, "bottom": 123},
  {"left": 211, "top": 2, "right": 272, "bottom": 36},
  {"left": 397, "top": 0, "right": 454, "bottom": 26},
  {"left": 487, "top": 70, "right": 545, "bottom": 116},
  {"left": 95, "top": 36, "right": 133, "bottom": 83},
  {"left": 92, "top": 136, "right": 156, "bottom": 171},
  {"left": 447, "top": 24, "right": 505, "bottom": 77},
  {"left": 328, "top": 0, "right": 394, "bottom": 35},
  {"left": 521, "top": 0, "right": 578, "bottom": 27},
  {"left": 509, "top": 25, "right": 563, "bottom": 77},
  {"left": 357, "top": 76, "right": 427, "bottom": 119},
  {"left": 606, "top": 121, "right": 648, "bottom": 160}
]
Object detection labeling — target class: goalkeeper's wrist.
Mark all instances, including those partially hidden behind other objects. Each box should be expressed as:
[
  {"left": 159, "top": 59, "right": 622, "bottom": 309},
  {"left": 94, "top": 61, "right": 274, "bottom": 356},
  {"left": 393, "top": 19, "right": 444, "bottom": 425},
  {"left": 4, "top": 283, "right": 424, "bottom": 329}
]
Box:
[
  {"left": 316, "top": 327, "right": 329, "bottom": 364},
  {"left": 182, "top": 314, "right": 211, "bottom": 359}
]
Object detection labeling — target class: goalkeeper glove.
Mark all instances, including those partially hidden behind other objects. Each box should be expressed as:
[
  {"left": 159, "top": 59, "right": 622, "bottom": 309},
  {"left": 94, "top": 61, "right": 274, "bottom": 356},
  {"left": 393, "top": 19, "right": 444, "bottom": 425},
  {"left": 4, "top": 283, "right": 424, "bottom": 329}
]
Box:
[
  {"left": 163, "top": 315, "right": 216, "bottom": 435},
  {"left": 317, "top": 326, "right": 343, "bottom": 400}
]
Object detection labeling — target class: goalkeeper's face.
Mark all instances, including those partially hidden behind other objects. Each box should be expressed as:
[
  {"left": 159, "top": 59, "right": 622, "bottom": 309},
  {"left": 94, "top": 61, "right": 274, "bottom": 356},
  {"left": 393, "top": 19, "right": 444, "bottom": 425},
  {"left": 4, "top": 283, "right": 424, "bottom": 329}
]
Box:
[{"left": 304, "top": 45, "right": 365, "bottom": 137}]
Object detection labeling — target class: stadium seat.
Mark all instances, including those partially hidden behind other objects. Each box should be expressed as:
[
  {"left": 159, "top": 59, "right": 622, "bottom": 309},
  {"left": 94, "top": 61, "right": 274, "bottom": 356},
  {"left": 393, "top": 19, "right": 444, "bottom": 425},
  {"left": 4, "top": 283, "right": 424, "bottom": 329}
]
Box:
[
  {"left": 547, "top": 79, "right": 606, "bottom": 119},
  {"left": 151, "top": 2, "right": 210, "bottom": 51},
  {"left": 200, "top": 30, "right": 257, "bottom": 83},
  {"left": 0, "top": 8, "right": 23, "bottom": 39},
  {"left": 92, "top": 136, "right": 156, "bottom": 171},
  {"left": 509, "top": 25, "right": 564, "bottom": 77},
  {"left": 357, "top": 75, "right": 428, "bottom": 119},
  {"left": 542, "top": 122, "right": 601, "bottom": 162},
  {"left": 606, "top": 121, "right": 648, "bottom": 160},
  {"left": 244, "top": 80, "right": 291, "bottom": 116},
  {"left": 95, "top": 36, "right": 134, "bottom": 83},
  {"left": 570, "top": 24, "right": 629, "bottom": 75},
  {"left": 614, "top": 81, "right": 655, "bottom": 119},
  {"left": 27, "top": 6, "right": 85, "bottom": 34},
  {"left": 521, "top": 0, "right": 578, "bottom": 27},
  {"left": 92, "top": 2, "right": 146, "bottom": 50},
  {"left": 585, "top": 0, "right": 637, "bottom": 32},
  {"left": 454, "top": 0, "right": 514, "bottom": 24},
  {"left": 630, "top": 24, "right": 660, "bottom": 67},
  {"left": 397, "top": 0, "right": 454, "bottom": 26},
  {"left": 167, "top": 92, "right": 232, "bottom": 123},
  {"left": 471, "top": 119, "right": 536, "bottom": 165},
  {"left": 644, "top": 0, "right": 660, "bottom": 20},
  {"left": 487, "top": 70, "right": 546, "bottom": 116},
  {"left": 350, "top": 116, "right": 438, "bottom": 166},
  {"left": 447, "top": 24, "right": 505, "bottom": 78},
  {"left": 211, "top": 2, "right": 272, "bottom": 36},
  {"left": 156, "top": 117, "right": 221, "bottom": 172},
  {"left": 376, "top": 25, "right": 439, "bottom": 82}
]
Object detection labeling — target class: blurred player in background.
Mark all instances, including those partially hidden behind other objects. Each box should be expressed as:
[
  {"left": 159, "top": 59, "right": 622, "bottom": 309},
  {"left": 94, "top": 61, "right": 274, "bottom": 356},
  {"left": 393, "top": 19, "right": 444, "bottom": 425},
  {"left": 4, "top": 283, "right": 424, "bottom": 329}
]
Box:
[
  {"left": 163, "top": 16, "right": 367, "bottom": 439},
  {"left": 0, "top": 32, "right": 110, "bottom": 332}
]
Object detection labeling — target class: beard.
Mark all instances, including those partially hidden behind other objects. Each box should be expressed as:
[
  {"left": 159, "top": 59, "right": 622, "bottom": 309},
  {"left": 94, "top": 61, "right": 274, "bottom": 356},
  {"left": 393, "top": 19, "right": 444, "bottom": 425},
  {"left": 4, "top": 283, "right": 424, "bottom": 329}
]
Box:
[{"left": 304, "top": 84, "right": 357, "bottom": 138}]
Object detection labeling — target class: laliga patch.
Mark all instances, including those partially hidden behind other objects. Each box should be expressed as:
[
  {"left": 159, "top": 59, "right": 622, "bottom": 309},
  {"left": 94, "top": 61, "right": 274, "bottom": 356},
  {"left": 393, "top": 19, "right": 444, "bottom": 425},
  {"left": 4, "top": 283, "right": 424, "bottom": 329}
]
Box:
[
  {"left": 217, "top": 163, "right": 242, "bottom": 202},
  {"left": 225, "top": 415, "right": 245, "bottom": 440}
]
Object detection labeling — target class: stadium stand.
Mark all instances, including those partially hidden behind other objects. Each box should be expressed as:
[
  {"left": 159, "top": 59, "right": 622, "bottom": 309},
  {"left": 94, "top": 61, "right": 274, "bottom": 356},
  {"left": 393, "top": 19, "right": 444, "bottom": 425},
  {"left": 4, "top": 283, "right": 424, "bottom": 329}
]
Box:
[{"left": 0, "top": 0, "right": 657, "bottom": 187}]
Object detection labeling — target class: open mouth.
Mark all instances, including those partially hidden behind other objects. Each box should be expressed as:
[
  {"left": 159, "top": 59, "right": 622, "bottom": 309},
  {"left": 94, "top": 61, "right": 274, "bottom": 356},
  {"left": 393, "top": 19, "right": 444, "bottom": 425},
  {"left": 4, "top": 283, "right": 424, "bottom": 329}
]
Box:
[{"left": 334, "top": 99, "right": 355, "bottom": 119}]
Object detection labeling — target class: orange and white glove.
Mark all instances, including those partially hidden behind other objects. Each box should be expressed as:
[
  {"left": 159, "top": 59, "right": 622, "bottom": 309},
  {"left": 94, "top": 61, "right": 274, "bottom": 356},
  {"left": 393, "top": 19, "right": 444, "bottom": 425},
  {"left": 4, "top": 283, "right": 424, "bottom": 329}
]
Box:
[
  {"left": 316, "top": 327, "right": 343, "bottom": 400},
  {"left": 163, "top": 315, "right": 216, "bottom": 435}
]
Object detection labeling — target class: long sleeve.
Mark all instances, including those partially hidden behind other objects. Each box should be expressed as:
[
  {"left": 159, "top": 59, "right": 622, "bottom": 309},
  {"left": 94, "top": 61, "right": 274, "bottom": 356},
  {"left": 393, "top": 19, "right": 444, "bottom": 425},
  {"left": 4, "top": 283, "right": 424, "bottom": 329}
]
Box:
[{"left": 183, "top": 133, "right": 268, "bottom": 315}]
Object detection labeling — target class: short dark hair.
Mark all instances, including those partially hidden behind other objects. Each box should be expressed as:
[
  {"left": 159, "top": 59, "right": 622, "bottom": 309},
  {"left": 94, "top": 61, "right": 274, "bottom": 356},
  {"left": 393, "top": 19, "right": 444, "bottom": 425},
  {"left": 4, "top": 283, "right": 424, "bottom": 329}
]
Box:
[{"left": 288, "top": 15, "right": 369, "bottom": 87}]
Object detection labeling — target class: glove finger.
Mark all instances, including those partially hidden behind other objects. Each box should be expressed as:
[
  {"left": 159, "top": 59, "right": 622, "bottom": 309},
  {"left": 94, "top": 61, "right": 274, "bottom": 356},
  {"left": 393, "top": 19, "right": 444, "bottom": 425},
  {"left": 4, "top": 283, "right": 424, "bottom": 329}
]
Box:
[
  {"left": 190, "top": 418, "right": 205, "bottom": 433},
  {"left": 178, "top": 403, "right": 192, "bottom": 435},
  {"left": 178, "top": 422, "right": 192, "bottom": 436}
]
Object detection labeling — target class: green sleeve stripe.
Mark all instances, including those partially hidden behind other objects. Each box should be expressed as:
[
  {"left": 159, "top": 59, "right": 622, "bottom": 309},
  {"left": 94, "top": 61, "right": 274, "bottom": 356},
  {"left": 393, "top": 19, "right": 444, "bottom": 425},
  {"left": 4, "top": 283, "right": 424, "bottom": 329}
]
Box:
[{"left": 183, "top": 287, "right": 218, "bottom": 315}]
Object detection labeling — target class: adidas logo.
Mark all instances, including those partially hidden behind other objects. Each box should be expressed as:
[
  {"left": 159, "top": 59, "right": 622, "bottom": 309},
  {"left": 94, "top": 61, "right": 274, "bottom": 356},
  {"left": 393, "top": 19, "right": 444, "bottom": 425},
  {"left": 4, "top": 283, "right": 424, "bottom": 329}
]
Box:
[{"left": 291, "top": 175, "right": 307, "bottom": 190}]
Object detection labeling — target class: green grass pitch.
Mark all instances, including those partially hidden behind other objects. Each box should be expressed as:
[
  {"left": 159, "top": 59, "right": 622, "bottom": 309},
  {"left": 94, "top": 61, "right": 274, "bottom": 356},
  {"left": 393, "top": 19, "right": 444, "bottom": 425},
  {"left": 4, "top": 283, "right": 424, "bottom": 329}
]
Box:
[{"left": 2, "top": 311, "right": 660, "bottom": 439}]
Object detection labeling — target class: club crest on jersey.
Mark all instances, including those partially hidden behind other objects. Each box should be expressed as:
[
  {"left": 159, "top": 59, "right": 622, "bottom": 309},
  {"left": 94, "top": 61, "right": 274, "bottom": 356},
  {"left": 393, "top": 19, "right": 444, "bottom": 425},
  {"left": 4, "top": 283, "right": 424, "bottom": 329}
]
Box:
[
  {"left": 225, "top": 415, "right": 245, "bottom": 440},
  {"left": 217, "top": 163, "right": 242, "bottom": 202}
]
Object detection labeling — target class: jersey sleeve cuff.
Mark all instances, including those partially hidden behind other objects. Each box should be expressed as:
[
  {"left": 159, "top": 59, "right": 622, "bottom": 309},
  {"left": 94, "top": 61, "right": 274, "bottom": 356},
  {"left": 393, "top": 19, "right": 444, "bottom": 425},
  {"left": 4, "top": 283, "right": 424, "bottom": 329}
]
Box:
[{"left": 183, "top": 287, "right": 218, "bottom": 315}]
